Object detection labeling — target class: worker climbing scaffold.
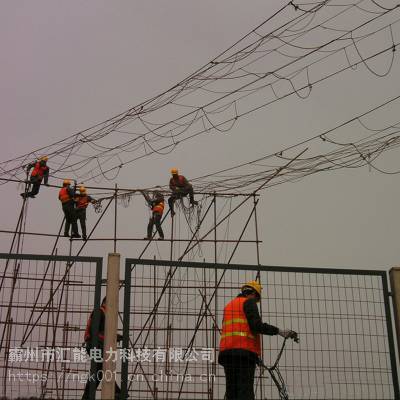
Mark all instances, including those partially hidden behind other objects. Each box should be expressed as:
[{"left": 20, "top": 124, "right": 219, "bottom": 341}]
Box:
[
  {"left": 20, "top": 156, "right": 49, "bottom": 199},
  {"left": 142, "top": 190, "right": 165, "bottom": 240},
  {"left": 168, "top": 167, "right": 198, "bottom": 216}
]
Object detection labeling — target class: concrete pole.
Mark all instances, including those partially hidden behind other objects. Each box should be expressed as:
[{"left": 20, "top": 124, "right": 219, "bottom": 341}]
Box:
[
  {"left": 102, "top": 253, "right": 120, "bottom": 400},
  {"left": 389, "top": 267, "right": 400, "bottom": 363}
]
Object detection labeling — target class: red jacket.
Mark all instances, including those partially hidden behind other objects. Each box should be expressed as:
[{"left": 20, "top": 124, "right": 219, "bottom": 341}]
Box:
[{"left": 29, "top": 161, "right": 49, "bottom": 183}]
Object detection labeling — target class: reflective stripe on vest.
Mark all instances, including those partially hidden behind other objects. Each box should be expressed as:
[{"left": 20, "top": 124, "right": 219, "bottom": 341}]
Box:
[
  {"left": 59, "top": 187, "right": 72, "bottom": 203},
  {"left": 221, "top": 331, "right": 255, "bottom": 340},
  {"left": 219, "top": 297, "right": 261, "bottom": 356},
  {"left": 31, "top": 162, "right": 47, "bottom": 179},
  {"left": 222, "top": 318, "right": 247, "bottom": 326},
  {"left": 153, "top": 201, "right": 164, "bottom": 215}
]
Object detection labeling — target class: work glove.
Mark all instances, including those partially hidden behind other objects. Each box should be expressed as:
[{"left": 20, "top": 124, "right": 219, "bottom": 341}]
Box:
[
  {"left": 278, "top": 329, "right": 299, "bottom": 342},
  {"left": 117, "top": 334, "right": 123, "bottom": 342}
]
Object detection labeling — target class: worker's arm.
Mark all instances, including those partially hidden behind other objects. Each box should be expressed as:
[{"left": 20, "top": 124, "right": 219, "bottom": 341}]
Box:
[
  {"left": 43, "top": 167, "right": 49, "bottom": 185},
  {"left": 25, "top": 162, "right": 35, "bottom": 173},
  {"left": 179, "top": 176, "right": 192, "bottom": 190},
  {"left": 243, "top": 298, "right": 279, "bottom": 335},
  {"left": 90, "top": 308, "right": 106, "bottom": 343},
  {"left": 141, "top": 190, "right": 152, "bottom": 205},
  {"left": 169, "top": 178, "right": 176, "bottom": 192},
  {"left": 67, "top": 186, "right": 76, "bottom": 199}
]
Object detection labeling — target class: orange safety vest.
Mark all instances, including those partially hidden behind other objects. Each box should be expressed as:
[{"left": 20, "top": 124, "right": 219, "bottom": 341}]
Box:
[
  {"left": 58, "top": 187, "right": 72, "bottom": 204},
  {"left": 31, "top": 162, "right": 48, "bottom": 179},
  {"left": 84, "top": 305, "right": 106, "bottom": 342},
  {"left": 152, "top": 200, "right": 164, "bottom": 215},
  {"left": 76, "top": 195, "right": 90, "bottom": 209},
  {"left": 219, "top": 297, "right": 261, "bottom": 356}
]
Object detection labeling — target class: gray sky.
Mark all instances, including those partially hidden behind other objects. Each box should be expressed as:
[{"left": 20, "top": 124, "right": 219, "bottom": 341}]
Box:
[{"left": 1, "top": 0, "right": 400, "bottom": 269}]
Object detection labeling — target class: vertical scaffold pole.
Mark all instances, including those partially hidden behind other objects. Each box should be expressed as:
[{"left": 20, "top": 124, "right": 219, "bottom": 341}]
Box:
[
  {"left": 114, "top": 184, "right": 118, "bottom": 253},
  {"left": 102, "top": 253, "right": 120, "bottom": 400}
]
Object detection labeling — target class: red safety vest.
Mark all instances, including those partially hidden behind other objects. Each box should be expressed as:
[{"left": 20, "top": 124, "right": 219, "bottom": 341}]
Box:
[
  {"left": 31, "top": 162, "right": 48, "bottom": 179},
  {"left": 171, "top": 175, "right": 187, "bottom": 188},
  {"left": 84, "top": 305, "right": 106, "bottom": 342},
  {"left": 219, "top": 297, "right": 261, "bottom": 356},
  {"left": 152, "top": 201, "right": 164, "bottom": 215},
  {"left": 58, "top": 187, "right": 72, "bottom": 204},
  {"left": 76, "top": 195, "right": 90, "bottom": 209}
]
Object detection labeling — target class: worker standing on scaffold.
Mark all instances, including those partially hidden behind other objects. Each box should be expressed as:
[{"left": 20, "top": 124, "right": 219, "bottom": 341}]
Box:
[
  {"left": 219, "top": 281, "right": 298, "bottom": 400},
  {"left": 142, "top": 190, "right": 165, "bottom": 240},
  {"left": 75, "top": 185, "right": 96, "bottom": 241},
  {"left": 58, "top": 179, "right": 80, "bottom": 238},
  {"left": 20, "top": 156, "right": 49, "bottom": 199},
  {"left": 168, "top": 167, "right": 198, "bottom": 216}
]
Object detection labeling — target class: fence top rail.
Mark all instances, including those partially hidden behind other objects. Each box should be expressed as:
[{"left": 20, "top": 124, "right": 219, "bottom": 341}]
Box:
[
  {"left": 0, "top": 252, "right": 103, "bottom": 263},
  {"left": 126, "top": 258, "right": 386, "bottom": 276}
]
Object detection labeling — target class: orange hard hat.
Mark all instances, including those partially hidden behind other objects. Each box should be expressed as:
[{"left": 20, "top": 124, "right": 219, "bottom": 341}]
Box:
[
  {"left": 241, "top": 280, "right": 263, "bottom": 297},
  {"left": 170, "top": 167, "right": 178, "bottom": 175},
  {"left": 63, "top": 179, "right": 71, "bottom": 186}
]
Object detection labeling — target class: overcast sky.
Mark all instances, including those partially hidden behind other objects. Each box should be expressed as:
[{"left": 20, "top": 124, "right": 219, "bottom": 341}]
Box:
[{"left": 1, "top": 0, "right": 400, "bottom": 270}]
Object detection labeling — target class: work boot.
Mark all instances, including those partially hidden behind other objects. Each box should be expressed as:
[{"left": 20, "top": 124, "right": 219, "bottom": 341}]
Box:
[
  {"left": 143, "top": 236, "right": 151, "bottom": 240},
  {"left": 20, "top": 193, "right": 26, "bottom": 199},
  {"left": 63, "top": 233, "right": 69, "bottom": 238},
  {"left": 82, "top": 236, "right": 87, "bottom": 241},
  {"left": 158, "top": 237, "right": 164, "bottom": 241},
  {"left": 71, "top": 233, "right": 81, "bottom": 238}
]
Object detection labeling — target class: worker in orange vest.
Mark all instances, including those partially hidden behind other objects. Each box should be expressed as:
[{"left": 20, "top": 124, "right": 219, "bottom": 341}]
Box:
[
  {"left": 20, "top": 156, "right": 49, "bottom": 199},
  {"left": 219, "top": 281, "right": 298, "bottom": 400},
  {"left": 142, "top": 190, "right": 165, "bottom": 240},
  {"left": 74, "top": 185, "right": 96, "bottom": 241},
  {"left": 168, "top": 168, "right": 198, "bottom": 216},
  {"left": 82, "top": 297, "right": 122, "bottom": 400},
  {"left": 58, "top": 179, "right": 80, "bottom": 238}
]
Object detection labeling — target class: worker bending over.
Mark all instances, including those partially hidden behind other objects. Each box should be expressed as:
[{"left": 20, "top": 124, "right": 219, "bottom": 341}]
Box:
[
  {"left": 75, "top": 185, "right": 96, "bottom": 241},
  {"left": 58, "top": 179, "right": 80, "bottom": 238},
  {"left": 142, "top": 190, "right": 165, "bottom": 240},
  {"left": 20, "top": 156, "right": 49, "bottom": 199},
  {"left": 168, "top": 168, "right": 197, "bottom": 216},
  {"left": 219, "top": 280, "right": 298, "bottom": 400}
]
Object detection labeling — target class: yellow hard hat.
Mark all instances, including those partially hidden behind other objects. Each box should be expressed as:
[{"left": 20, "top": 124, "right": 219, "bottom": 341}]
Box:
[
  {"left": 241, "top": 280, "right": 262, "bottom": 297},
  {"left": 170, "top": 167, "right": 179, "bottom": 175},
  {"left": 79, "top": 185, "right": 87, "bottom": 194},
  {"left": 63, "top": 179, "right": 71, "bottom": 186},
  {"left": 40, "top": 156, "right": 48, "bottom": 162}
]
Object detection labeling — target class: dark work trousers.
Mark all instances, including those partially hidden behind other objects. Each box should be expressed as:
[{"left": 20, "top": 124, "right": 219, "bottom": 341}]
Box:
[
  {"left": 147, "top": 212, "right": 164, "bottom": 239},
  {"left": 82, "top": 350, "right": 121, "bottom": 399},
  {"left": 26, "top": 177, "right": 42, "bottom": 197},
  {"left": 76, "top": 208, "right": 87, "bottom": 239},
  {"left": 220, "top": 351, "right": 257, "bottom": 400},
  {"left": 168, "top": 185, "right": 195, "bottom": 213},
  {"left": 62, "top": 202, "right": 79, "bottom": 236}
]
